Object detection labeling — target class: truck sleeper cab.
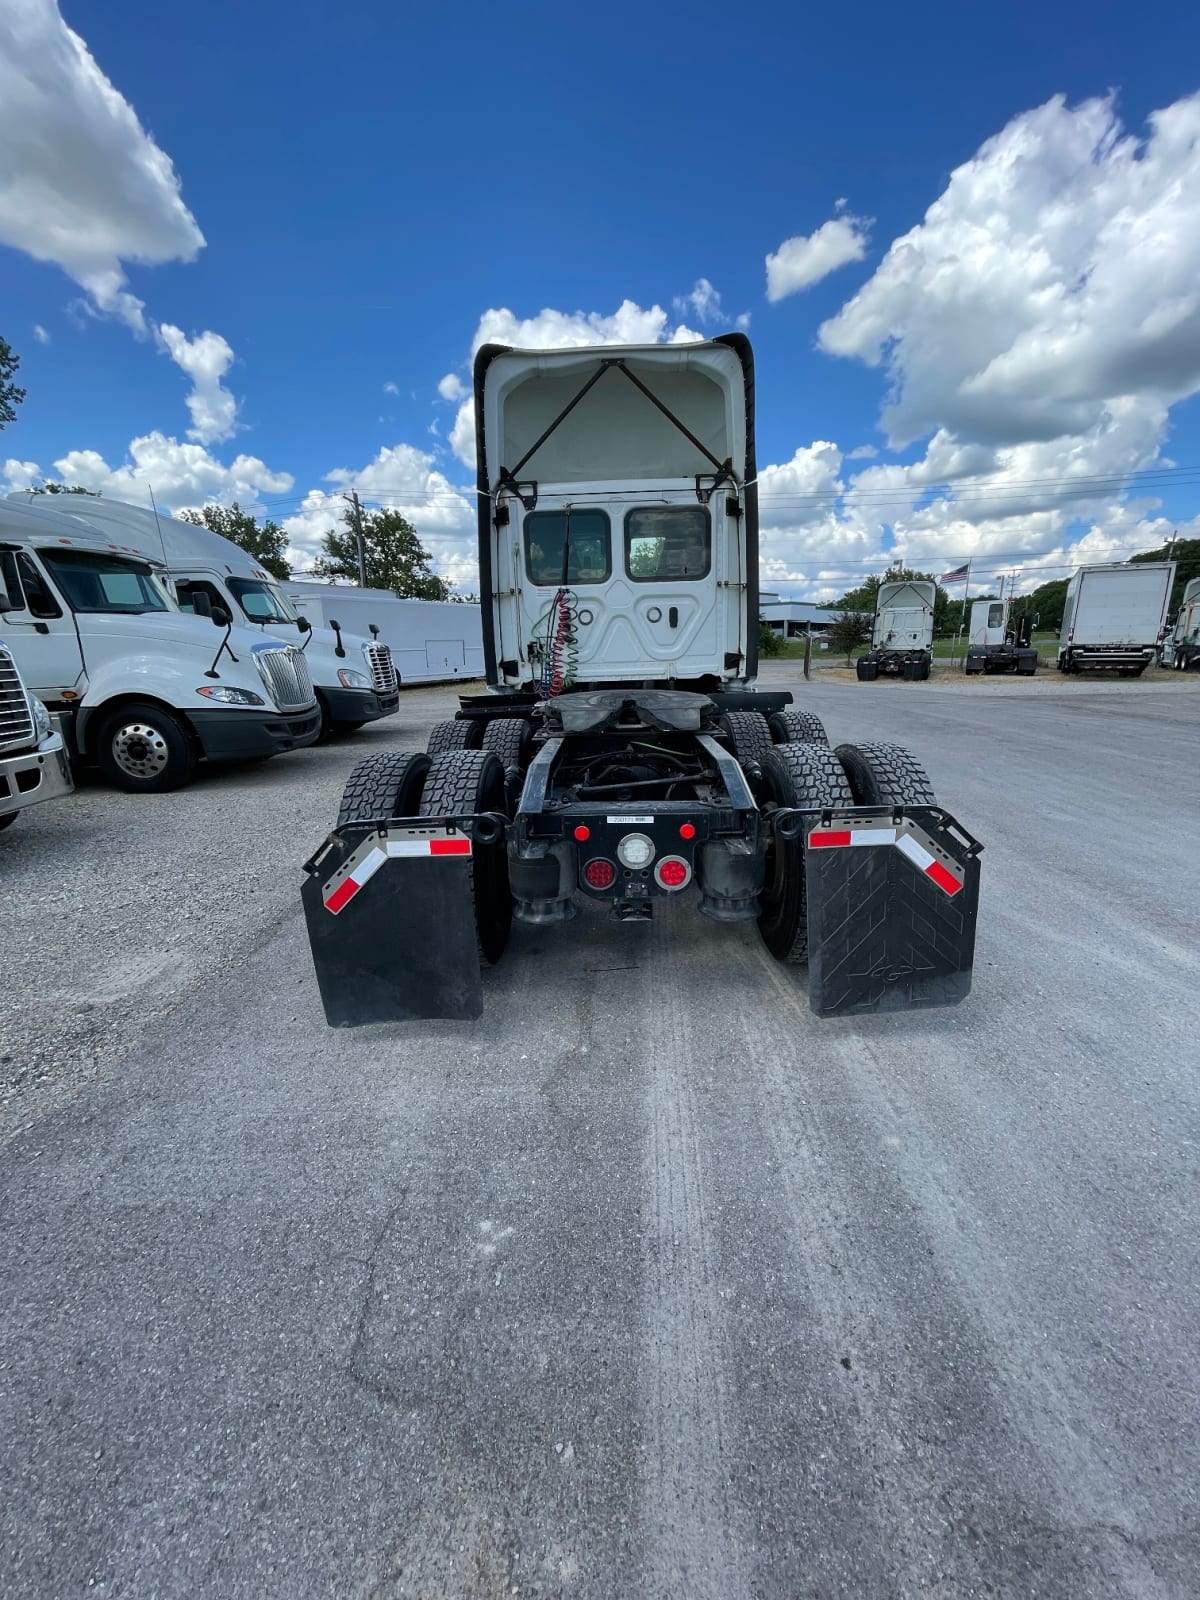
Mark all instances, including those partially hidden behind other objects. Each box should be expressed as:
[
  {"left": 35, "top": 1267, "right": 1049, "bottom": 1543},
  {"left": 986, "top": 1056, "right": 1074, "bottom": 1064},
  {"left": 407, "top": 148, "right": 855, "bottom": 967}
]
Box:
[
  {"left": 303, "top": 336, "right": 983, "bottom": 1024},
  {"left": 11, "top": 496, "right": 400, "bottom": 740},
  {"left": 856, "top": 580, "right": 936, "bottom": 682},
  {"left": 0, "top": 500, "right": 320, "bottom": 792}
]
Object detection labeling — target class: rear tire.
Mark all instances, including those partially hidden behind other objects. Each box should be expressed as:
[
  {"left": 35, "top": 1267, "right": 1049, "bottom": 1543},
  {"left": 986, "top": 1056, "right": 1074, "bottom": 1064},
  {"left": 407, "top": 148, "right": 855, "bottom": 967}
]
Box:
[
  {"left": 93, "top": 701, "right": 197, "bottom": 793},
  {"left": 427, "top": 718, "right": 482, "bottom": 756},
  {"left": 835, "top": 741, "right": 937, "bottom": 806},
  {"left": 768, "top": 709, "right": 829, "bottom": 746},
  {"left": 719, "top": 710, "right": 772, "bottom": 769},
  {"left": 337, "top": 749, "right": 431, "bottom": 827},
  {"left": 856, "top": 659, "right": 878, "bottom": 682},
  {"left": 419, "top": 749, "right": 512, "bottom": 965},
  {"left": 481, "top": 717, "right": 531, "bottom": 773},
  {"left": 757, "top": 742, "right": 854, "bottom": 964}
]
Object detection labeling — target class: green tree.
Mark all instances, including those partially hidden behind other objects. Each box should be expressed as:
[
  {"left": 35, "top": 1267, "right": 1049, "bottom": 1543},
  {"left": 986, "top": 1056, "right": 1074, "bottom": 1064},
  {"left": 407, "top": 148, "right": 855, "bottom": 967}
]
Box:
[
  {"left": 1013, "top": 578, "right": 1069, "bottom": 634},
  {"left": 1, "top": 337, "right": 26, "bottom": 429},
  {"left": 179, "top": 502, "right": 291, "bottom": 582},
  {"left": 314, "top": 505, "right": 450, "bottom": 599},
  {"left": 827, "top": 609, "right": 873, "bottom": 664},
  {"left": 758, "top": 619, "right": 784, "bottom": 658},
  {"left": 1132, "top": 537, "right": 1200, "bottom": 614}
]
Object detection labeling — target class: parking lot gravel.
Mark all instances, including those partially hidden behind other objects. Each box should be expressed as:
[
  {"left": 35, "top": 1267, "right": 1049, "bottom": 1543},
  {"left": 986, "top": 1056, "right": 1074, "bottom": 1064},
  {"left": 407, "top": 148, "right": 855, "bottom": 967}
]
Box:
[{"left": 2, "top": 669, "right": 1198, "bottom": 1596}]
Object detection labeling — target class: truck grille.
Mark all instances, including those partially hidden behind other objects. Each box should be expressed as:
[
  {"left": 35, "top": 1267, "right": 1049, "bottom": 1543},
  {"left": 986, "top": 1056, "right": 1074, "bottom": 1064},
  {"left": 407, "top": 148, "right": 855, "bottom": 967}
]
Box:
[
  {"left": 364, "top": 642, "right": 397, "bottom": 693},
  {"left": 0, "top": 647, "right": 36, "bottom": 753},
  {"left": 253, "top": 644, "right": 314, "bottom": 711}
]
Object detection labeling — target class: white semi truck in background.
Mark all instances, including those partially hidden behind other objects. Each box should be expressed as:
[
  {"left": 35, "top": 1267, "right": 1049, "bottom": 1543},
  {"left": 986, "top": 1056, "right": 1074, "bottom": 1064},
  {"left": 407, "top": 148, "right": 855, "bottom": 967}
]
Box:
[
  {"left": 302, "top": 334, "right": 983, "bottom": 1026},
  {"left": 0, "top": 620, "right": 73, "bottom": 833},
  {"left": 0, "top": 499, "right": 320, "bottom": 791},
  {"left": 1159, "top": 577, "right": 1200, "bottom": 671},
  {"left": 11, "top": 496, "right": 400, "bottom": 741},
  {"left": 283, "top": 583, "right": 485, "bottom": 685},
  {"left": 1057, "top": 561, "right": 1175, "bottom": 676},
  {"left": 857, "top": 580, "right": 936, "bottom": 681},
  {"left": 963, "top": 599, "right": 1038, "bottom": 676}
]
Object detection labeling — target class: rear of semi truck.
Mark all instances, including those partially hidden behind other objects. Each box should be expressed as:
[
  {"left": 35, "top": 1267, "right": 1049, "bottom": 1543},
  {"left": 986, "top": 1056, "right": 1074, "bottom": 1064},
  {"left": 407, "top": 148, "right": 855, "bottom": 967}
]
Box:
[
  {"left": 1058, "top": 563, "right": 1175, "bottom": 675},
  {"left": 856, "top": 581, "right": 935, "bottom": 681},
  {"left": 303, "top": 336, "right": 981, "bottom": 1024}
]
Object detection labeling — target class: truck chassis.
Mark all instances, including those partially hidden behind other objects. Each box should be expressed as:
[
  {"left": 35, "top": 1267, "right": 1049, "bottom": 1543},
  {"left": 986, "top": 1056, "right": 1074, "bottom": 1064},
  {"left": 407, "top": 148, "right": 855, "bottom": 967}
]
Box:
[
  {"left": 856, "top": 648, "right": 932, "bottom": 682},
  {"left": 303, "top": 692, "right": 981, "bottom": 1024}
]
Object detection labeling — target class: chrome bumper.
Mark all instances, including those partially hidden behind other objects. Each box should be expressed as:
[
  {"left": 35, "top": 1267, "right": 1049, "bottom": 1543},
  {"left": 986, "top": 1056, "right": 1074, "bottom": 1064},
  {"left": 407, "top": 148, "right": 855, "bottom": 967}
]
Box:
[{"left": 0, "top": 731, "right": 74, "bottom": 818}]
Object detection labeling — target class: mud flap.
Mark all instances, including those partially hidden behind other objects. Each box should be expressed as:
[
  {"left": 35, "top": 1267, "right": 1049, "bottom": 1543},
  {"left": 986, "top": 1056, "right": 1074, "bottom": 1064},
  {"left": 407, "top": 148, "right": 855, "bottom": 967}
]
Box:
[
  {"left": 302, "top": 822, "right": 482, "bottom": 1025},
  {"left": 803, "top": 806, "right": 982, "bottom": 1017}
]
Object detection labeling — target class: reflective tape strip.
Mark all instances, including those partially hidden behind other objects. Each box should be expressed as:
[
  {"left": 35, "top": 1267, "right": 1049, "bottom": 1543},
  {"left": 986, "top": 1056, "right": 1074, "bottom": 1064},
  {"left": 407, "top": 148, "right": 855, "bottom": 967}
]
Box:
[
  {"left": 894, "top": 831, "right": 962, "bottom": 897},
  {"left": 808, "top": 821, "right": 962, "bottom": 897},
  {"left": 325, "top": 834, "right": 472, "bottom": 913},
  {"left": 324, "top": 846, "right": 387, "bottom": 913},
  {"left": 385, "top": 837, "right": 472, "bottom": 858},
  {"left": 809, "top": 827, "right": 896, "bottom": 849}
]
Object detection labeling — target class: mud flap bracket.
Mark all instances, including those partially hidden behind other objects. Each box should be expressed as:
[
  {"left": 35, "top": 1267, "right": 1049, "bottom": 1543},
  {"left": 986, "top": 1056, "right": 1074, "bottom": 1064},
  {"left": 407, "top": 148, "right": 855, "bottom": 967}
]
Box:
[
  {"left": 803, "top": 806, "right": 982, "bottom": 1017},
  {"left": 302, "top": 818, "right": 486, "bottom": 1026}
]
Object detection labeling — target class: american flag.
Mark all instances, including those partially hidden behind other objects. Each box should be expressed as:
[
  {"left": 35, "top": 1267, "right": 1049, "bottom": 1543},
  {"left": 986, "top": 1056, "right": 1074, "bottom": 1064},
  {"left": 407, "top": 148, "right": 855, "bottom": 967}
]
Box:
[{"left": 940, "top": 563, "right": 970, "bottom": 584}]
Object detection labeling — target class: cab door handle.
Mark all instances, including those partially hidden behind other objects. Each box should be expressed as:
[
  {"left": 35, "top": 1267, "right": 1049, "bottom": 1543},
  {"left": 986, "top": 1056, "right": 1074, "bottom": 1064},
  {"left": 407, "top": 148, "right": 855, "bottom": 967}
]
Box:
[{"left": 668, "top": 606, "right": 678, "bottom": 629}]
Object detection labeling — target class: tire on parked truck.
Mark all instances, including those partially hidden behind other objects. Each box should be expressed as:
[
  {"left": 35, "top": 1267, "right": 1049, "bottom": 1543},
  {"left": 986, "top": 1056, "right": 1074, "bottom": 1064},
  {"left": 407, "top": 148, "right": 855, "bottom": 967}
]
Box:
[
  {"left": 719, "top": 710, "right": 772, "bottom": 769},
  {"left": 835, "top": 740, "right": 937, "bottom": 807},
  {"left": 426, "top": 718, "right": 482, "bottom": 756},
  {"left": 93, "top": 700, "right": 198, "bottom": 793},
  {"left": 757, "top": 741, "right": 854, "bottom": 965},
  {"left": 336, "top": 749, "right": 431, "bottom": 827},
  {"left": 768, "top": 709, "right": 829, "bottom": 746},
  {"left": 419, "top": 749, "right": 512, "bottom": 965}
]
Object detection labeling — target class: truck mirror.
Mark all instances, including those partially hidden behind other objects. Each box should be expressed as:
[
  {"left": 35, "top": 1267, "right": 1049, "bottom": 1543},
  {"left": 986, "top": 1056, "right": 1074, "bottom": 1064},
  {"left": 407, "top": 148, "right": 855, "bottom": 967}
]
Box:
[
  {"left": 210, "top": 605, "right": 231, "bottom": 628},
  {"left": 0, "top": 589, "right": 11, "bottom": 614},
  {"left": 297, "top": 616, "right": 312, "bottom": 633},
  {"left": 191, "top": 590, "right": 213, "bottom": 618}
]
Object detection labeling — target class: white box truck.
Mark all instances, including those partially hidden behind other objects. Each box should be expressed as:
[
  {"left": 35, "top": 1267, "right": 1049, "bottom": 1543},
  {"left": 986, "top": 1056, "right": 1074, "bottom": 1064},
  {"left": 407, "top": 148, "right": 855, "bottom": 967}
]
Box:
[
  {"left": 1057, "top": 562, "right": 1175, "bottom": 676},
  {"left": 964, "top": 599, "right": 1038, "bottom": 676},
  {"left": 12, "top": 496, "right": 400, "bottom": 741},
  {"left": 0, "top": 623, "right": 73, "bottom": 832},
  {"left": 857, "top": 580, "right": 935, "bottom": 681},
  {"left": 1159, "top": 577, "right": 1200, "bottom": 671},
  {"left": 0, "top": 499, "right": 320, "bottom": 791},
  {"left": 283, "top": 584, "right": 485, "bottom": 685},
  {"left": 301, "top": 334, "right": 984, "bottom": 1027}
]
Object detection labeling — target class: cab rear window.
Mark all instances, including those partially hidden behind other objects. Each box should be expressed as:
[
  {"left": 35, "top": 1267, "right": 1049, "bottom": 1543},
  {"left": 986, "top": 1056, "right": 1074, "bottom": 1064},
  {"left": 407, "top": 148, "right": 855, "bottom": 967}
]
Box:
[
  {"left": 625, "top": 507, "right": 711, "bottom": 581},
  {"left": 524, "top": 510, "right": 611, "bottom": 586}
]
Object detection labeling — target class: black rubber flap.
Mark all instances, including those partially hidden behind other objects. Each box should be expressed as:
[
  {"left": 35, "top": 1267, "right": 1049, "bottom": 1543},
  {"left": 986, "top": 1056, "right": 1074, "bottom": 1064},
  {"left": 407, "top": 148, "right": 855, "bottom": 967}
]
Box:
[
  {"left": 805, "top": 806, "right": 981, "bottom": 1017},
  {"left": 303, "top": 830, "right": 482, "bottom": 1024}
]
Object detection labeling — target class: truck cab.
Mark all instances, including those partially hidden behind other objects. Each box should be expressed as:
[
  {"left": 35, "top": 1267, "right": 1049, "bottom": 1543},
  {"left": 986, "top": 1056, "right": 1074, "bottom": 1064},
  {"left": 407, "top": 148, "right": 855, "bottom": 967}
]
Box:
[
  {"left": 964, "top": 599, "right": 1038, "bottom": 675},
  {"left": 11, "top": 496, "right": 400, "bottom": 740},
  {"left": 1160, "top": 577, "right": 1200, "bottom": 671},
  {"left": 0, "top": 609, "right": 73, "bottom": 833},
  {"left": 0, "top": 499, "right": 320, "bottom": 791},
  {"left": 856, "top": 580, "right": 935, "bottom": 681}
]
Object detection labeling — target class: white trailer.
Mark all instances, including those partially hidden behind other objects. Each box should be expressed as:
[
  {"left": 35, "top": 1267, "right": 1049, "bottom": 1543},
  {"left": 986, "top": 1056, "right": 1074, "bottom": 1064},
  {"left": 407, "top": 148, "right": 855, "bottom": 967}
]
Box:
[
  {"left": 1058, "top": 562, "right": 1175, "bottom": 675},
  {"left": 1159, "top": 577, "right": 1200, "bottom": 671},
  {"left": 283, "top": 584, "right": 484, "bottom": 685},
  {"left": 857, "top": 580, "right": 935, "bottom": 681}
]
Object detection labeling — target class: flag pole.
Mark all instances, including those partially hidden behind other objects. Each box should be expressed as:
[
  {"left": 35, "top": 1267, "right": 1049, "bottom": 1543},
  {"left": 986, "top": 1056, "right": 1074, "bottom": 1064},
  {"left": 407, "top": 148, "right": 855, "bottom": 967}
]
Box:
[{"left": 955, "top": 559, "right": 972, "bottom": 664}]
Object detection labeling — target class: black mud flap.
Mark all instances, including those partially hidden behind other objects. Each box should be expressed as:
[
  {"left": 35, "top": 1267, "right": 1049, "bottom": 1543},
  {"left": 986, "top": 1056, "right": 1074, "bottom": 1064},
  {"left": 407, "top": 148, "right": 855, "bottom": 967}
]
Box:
[
  {"left": 804, "top": 806, "right": 982, "bottom": 1018},
  {"left": 302, "top": 822, "right": 482, "bottom": 1025}
]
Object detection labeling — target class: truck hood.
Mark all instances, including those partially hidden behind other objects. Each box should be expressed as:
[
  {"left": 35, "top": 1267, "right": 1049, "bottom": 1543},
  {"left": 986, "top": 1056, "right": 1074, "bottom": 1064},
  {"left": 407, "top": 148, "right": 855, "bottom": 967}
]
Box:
[{"left": 79, "top": 610, "right": 278, "bottom": 658}]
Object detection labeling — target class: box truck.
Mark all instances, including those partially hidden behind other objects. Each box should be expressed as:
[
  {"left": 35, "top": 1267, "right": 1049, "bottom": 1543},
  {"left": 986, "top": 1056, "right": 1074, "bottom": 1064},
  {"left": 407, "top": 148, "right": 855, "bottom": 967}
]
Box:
[
  {"left": 1057, "top": 562, "right": 1175, "bottom": 675},
  {"left": 283, "top": 584, "right": 485, "bottom": 686}
]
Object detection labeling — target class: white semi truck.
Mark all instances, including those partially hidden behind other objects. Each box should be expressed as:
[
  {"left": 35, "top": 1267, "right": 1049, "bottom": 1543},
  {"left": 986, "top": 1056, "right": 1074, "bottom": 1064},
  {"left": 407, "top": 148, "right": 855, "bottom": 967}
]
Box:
[
  {"left": 1057, "top": 561, "right": 1175, "bottom": 676},
  {"left": 0, "top": 621, "right": 73, "bottom": 832},
  {"left": 302, "top": 335, "right": 982, "bottom": 1024},
  {"left": 11, "top": 496, "right": 399, "bottom": 740},
  {"left": 0, "top": 498, "right": 319, "bottom": 791},
  {"left": 1159, "top": 577, "right": 1200, "bottom": 671},
  {"left": 963, "top": 599, "right": 1038, "bottom": 676},
  {"left": 856, "top": 580, "right": 936, "bottom": 681}
]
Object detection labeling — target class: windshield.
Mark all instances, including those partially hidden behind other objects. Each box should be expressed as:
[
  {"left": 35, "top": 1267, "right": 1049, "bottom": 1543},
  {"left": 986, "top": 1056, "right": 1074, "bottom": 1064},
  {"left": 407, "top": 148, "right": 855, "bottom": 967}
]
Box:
[
  {"left": 39, "top": 549, "right": 173, "bottom": 614},
  {"left": 228, "top": 577, "right": 298, "bottom": 623}
]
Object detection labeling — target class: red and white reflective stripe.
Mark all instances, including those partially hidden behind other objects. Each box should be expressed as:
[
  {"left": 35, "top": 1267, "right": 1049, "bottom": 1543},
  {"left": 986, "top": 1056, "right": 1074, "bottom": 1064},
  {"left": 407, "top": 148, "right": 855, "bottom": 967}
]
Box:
[
  {"left": 807, "top": 823, "right": 962, "bottom": 897},
  {"left": 324, "top": 834, "right": 472, "bottom": 914}
]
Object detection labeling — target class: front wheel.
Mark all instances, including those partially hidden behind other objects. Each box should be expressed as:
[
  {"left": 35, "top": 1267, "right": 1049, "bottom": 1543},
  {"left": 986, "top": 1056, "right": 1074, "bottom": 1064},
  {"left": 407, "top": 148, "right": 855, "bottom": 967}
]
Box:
[
  {"left": 93, "top": 702, "right": 197, "bottom": 793},
  {"left": 757, "top": 742, "right": 854, "bottom": 964}
]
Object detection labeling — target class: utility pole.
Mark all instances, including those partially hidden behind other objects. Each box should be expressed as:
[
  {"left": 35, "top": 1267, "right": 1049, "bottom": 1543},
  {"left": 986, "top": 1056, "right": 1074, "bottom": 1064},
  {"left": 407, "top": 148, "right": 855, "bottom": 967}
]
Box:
[{"left": 345, "top": 491, "right": 368, "bottom": 587}]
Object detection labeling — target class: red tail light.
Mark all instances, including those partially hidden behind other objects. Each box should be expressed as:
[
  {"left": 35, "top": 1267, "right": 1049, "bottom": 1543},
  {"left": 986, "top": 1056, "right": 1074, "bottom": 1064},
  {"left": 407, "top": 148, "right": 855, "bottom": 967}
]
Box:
[
  {"left": 583, "top": 859, "right": 616, "bottom": 889},
  {"left": 655, "top": 856, "right": 691, "bottom": 890},
  {"left": 679, "top": 823, "right": 696, "bottom": 840},
  {"left": 573, "top": 824, "right": 591, "bottom": 841}
]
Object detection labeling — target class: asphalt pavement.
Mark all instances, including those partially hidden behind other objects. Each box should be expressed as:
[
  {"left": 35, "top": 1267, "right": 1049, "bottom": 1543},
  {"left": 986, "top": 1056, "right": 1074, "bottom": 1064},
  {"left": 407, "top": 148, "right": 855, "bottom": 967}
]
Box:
[{"left": 2, "top": 671, "right": 1198, "bottom": 1597}]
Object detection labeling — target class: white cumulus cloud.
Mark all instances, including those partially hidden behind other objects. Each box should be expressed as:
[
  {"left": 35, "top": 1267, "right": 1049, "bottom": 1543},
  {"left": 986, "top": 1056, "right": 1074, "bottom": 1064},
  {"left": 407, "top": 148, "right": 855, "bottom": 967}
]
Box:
[
  {"left": 0, "top": 0, "right": 205, "bottom": 332},
  {"left": 438, "top": 372, "right": 467, "bottom": 402},
  {"left": 383, "top": 381, "right": 399, "bottom": 396},
  {"left": 156, "top": 325, "right": 237, "bottom": 445},
  {"left": 765, "top": 214, "right": 870, "bottom": 302},
  {"left": 32, "top": 323, "right": 49, "bottom": 344},
  {"left": 4, "top": 434, "right": 292, "bottom": 512}
]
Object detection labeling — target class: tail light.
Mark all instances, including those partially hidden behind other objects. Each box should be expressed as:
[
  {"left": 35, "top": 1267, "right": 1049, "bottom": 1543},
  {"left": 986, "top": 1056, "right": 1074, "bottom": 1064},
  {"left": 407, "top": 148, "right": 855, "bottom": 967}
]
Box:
[
  {"left": 655, "top": 856, "right": 692, "bottom": 891},
  {"left": 583, "top": 859, "right": 616, "bottom": 890}
]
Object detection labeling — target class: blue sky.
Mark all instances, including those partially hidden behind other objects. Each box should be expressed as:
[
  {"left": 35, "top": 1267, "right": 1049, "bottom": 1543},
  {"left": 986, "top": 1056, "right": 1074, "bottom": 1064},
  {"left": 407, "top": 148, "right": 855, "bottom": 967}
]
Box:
[{"left": 3, "top": 0, "right": 1200, "bottom": 598}]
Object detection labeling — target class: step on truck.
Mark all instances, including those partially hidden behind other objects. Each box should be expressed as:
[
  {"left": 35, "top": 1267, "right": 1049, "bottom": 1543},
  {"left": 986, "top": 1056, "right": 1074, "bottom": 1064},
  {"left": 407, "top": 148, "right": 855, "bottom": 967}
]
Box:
[
  {"left": 303, "top": 335, "right": 982, "bottom": 1023},
  {"left": 0, "top": 618, "right": 73, "bottom": 833},
  {"left": 1159, "top": 577, "right": 1200, "bottom": 672},
  {"left": 1057, "top": 561, "right": 1175, "bottom": 676},
  {"left": 964, "top": 600, "right": 1038, "bottom": 675},
  {"left": 856, "top": 580, "right": 935, "bottom": 681}
]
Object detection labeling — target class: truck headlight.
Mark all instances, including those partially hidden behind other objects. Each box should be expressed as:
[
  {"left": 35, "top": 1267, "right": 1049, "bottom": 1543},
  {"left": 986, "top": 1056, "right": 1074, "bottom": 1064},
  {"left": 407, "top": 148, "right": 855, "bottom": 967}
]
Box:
[
  {"left": 195, "top": 685, "right": 266, "bottom": 706},
  {"left": 28, "top": 692, "right": 52, "bottom": 740},
  {"left": 337, "top": 668, "right": 371, "bottom": 689}
]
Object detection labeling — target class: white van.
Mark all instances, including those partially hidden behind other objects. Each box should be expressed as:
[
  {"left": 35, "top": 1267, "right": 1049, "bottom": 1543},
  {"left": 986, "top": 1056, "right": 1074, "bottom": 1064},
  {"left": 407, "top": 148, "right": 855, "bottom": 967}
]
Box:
[
  {"left": 0, "top": 499, "right": 319, "bottom": 791},
  {"left": 11, "top": 496, "right": 399, "bottom": 740}
]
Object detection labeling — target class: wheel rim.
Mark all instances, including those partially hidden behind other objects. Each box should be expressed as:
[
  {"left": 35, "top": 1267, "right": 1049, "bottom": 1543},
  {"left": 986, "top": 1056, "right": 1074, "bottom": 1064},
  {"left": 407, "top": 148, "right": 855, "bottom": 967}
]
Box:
[{"left": 111, "top": 721, "right": 170, "bottom": 779}]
